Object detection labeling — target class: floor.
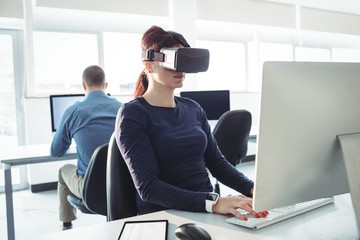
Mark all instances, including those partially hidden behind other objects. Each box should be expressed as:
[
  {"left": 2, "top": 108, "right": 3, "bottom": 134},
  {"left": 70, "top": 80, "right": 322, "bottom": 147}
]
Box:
[
  {"left": 0, "top": 189, "right": 105, "bottom": 240},
  {"left": 0, "top": 161, "right": 255, "bottom": 240}
]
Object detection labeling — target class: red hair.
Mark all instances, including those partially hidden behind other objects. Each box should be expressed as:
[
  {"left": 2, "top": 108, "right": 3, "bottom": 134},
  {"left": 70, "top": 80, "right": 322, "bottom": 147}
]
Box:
[{"left": 134, "top": 25, "right": 181, "bottom": 97}]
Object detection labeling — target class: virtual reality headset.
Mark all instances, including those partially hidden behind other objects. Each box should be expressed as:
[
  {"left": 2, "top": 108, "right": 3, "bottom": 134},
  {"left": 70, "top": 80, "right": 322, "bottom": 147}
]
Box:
[{"left": 142, "top": 47, "right": 210, "bottom": 73}]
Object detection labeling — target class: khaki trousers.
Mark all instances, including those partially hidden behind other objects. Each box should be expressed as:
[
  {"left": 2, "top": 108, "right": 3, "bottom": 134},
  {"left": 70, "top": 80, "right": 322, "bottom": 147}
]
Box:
[{"left": 58, "top": 164, "right": 84, "bottom": 223}]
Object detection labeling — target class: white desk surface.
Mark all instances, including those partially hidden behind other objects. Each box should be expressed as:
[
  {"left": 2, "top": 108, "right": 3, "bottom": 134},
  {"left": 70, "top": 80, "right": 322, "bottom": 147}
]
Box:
[
  {"left": 37, "top": 193, "right": 358, "bottom": 240},
  {"left": 0, "top": 144, "right": 77, "bottom": 166}
]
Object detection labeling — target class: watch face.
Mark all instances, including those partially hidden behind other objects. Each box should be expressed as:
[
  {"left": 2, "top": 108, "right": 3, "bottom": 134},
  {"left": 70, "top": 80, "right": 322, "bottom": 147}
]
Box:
[{"left": 207, "top": 193, "right": 218, "bottom": 201}]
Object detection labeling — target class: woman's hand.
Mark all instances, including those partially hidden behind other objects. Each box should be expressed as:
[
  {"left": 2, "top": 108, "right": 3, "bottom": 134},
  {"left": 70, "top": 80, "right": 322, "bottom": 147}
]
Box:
[{"left": 212, "top": 195, "right": 268, "bottom": 220}]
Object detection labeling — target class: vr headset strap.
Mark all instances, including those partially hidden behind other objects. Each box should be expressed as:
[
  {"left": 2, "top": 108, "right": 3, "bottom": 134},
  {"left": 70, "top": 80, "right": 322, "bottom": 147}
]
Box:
[
  {"left": 142, "top": 49, "right": 165, "bottom": 62},
  {"left": 167, "top": 31, "right": 190, "bottom": 48}
]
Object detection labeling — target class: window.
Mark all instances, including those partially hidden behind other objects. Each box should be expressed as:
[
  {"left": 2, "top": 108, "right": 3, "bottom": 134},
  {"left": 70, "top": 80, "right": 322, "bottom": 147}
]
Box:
[
  {"left": 259, "top": 42, "right": 293, "bottom": 65},
  {"left": 103, "top": 32, "right": 143, "bottom": 94},
  {"left": 0, "top": 34, "right": 17, "bottom": 146},
  {"left": 32, "top": 31, "right": 98, "bottom": 95},
  {"left": 197, "top": 40, "right": 246, "bottom": 91},
  {"left": 0, "top": 31, "right": 27, "bottom": 192},
  {"left": 253, "top": 42, "right": 293, "bottom": 91},
  {"left": 332, "top": 48, "right": 360, "bottom": 62},
  {"left": 295, "top": 47, "right": 330, "bottom": 62},
  {"left": 32, "top": 31, "right": 144, "bottom": 95}
]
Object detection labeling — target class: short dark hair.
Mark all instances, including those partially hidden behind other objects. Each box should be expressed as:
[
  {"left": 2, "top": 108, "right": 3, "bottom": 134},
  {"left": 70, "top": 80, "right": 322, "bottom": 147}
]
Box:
[{"left": 82, "top": 65, "right": 105, "bottom": 87}]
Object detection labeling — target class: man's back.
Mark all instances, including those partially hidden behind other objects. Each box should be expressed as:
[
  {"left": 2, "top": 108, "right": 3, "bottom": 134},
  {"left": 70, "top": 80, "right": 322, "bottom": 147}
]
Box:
[{"left": 51, "top": 91, "right": 122, "bottom": 176}]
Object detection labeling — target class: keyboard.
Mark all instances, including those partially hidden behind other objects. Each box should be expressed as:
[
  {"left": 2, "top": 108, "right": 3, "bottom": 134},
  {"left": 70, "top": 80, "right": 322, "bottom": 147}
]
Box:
[{"left": 226, "top": 197, "right": 334, "bottom": 229}]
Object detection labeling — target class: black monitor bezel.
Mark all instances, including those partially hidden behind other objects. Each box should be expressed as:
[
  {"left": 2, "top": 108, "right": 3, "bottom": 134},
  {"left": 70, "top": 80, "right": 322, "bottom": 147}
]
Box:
[
  {"left": 49, "top": 94, "right": 85, "bottom": 132},
  {"left": 180, "top": 90, "right": 230, "bottom": 120}
]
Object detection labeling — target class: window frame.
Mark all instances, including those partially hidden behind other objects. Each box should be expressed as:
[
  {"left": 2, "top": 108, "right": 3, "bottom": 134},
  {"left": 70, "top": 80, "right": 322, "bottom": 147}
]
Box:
[{"left": 0, "top": 29, "right": 28, "bottom": 192}]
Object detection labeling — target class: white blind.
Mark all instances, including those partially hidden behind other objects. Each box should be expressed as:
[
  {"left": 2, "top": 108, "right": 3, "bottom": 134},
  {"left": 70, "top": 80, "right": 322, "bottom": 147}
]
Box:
[
  {"left": 197, "top": 0, "right": 296, "bottom": 28},
  {"left": 36, "top": 0, "right": 169, "bottom": 16},
  {"left": 0, "top": 0, "right": 23, "bottom": 18},
  {"left": 301, "top": 7, "right": 360, "bottom": 35}
]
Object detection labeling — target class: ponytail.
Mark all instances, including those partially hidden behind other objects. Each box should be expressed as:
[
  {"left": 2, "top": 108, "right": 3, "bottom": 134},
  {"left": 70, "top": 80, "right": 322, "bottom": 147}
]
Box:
[{"left": 134, "top": 70, "right": 148, "bottom": 97}]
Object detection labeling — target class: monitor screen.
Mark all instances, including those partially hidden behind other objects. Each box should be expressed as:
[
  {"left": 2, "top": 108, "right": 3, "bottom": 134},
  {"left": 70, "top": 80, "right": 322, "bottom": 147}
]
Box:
[
  {"left": 180, "top": 90, "right": 230, "bottom": 120},
  {"left": 49, "top": 94, "right": 85, "bottom": 132},
  {"left": 253, "top": 61, "right": 360, "bottom": 211}
]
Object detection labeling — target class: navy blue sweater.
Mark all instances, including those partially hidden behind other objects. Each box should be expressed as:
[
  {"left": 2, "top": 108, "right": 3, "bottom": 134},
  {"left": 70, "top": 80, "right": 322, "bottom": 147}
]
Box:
[{"left": 115, "top": 96, "right": 254, "bottom": 214}]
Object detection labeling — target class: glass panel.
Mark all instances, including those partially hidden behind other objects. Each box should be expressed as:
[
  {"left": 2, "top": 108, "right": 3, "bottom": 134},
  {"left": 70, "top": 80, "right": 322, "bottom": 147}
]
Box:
[
  {"left": 257, "top": 42, "right": 293, "bottom": 90},
  {"left": 247, "top": 42, "right": 260, "bottom": 92},
  {"left": 259, "top": 42, "right": 293, "bottom": 65},
  {"left": 0, "top": 32, "right": 22, "bottom": 190},
  {"left": 295, "top": 47, "right": 330, "bottom": 62},
  {"left": 0, "top": 34, "right": 17, "bottom": 146},
  {"left": 103, "top": 32, "right": 143, "bottom": 94},
  {"left": 33, "top": 31, "right": 98, "bottom": 94},
  {"left": 197, "top": 40, "right": 246, "bottom": 91},
  {"left": 332, "top": 48, "right": 360, "bottom": 62}
]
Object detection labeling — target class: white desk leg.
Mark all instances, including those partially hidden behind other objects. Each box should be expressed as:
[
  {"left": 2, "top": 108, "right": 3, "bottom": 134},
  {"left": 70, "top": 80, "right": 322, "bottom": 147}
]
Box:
[{"left": 4, "top": 164, "right": 15, "bottom": 240}]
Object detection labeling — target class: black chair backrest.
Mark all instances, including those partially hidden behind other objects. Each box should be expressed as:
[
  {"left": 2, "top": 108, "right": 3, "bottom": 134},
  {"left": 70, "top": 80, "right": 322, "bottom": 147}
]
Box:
[
  {"left": 212, "top": 109, "right": 252, "bottom": 166},
  {"left": 82, "top": 143, "right": 108, "bottom": 215},
  {"left": 106, "top": 133, "right": 138, "bottom": 221}
]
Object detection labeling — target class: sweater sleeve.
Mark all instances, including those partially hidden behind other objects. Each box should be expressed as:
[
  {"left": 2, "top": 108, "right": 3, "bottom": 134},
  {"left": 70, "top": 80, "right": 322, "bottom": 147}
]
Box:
[
  {"left": 115, "top": 104, "right": 209, "bottom": 212},
  {"left": 202, "top": 116, "right": 254, "bottom": 197}
]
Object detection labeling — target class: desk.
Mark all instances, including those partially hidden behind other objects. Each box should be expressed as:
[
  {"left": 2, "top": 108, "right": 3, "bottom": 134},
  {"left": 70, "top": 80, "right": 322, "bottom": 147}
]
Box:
[
  {"left": 0, "top": 144, "right": 77, "bottom": 240},
  {"left": 37, "top": 193, "right": 358, "bottom": 240}
]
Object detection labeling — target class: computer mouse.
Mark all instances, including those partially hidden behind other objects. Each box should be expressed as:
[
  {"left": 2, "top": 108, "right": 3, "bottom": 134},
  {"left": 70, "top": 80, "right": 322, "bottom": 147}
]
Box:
[{"left": 175, "top": 223, "right": 211, "bottom": 240}]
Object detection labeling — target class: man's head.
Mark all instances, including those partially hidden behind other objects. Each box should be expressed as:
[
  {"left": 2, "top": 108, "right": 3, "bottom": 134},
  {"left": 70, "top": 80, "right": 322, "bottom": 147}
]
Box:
[{"left": 82, "top": 65, "right": 108, "bottom": 93}]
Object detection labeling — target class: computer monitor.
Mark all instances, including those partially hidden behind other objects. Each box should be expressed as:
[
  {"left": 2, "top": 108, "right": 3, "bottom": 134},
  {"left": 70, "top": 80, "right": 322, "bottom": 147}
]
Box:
[
  {"left": 253, "top": 61, "right": 360, "bottom": 212},
  {"left": 180, "top": 90, "right": 230, "bottom": 120},
  {"left": 49, "top": 94, "right": 85, "bottom": 132}
]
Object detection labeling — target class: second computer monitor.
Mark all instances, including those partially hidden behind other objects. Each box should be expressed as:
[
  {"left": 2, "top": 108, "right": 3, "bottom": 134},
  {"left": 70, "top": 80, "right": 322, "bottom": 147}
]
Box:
[
  {"left": 253, "top": 61, "right": 360, "bottom": 211},
  {"left": 180, "top": 90, "right": 230, "bottom": 120},
  {"left": 49, "top": 94, "right": 85, "bottom": 132}
]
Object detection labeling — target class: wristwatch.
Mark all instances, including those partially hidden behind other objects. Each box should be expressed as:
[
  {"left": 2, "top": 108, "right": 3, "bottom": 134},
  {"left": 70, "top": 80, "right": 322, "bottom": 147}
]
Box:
[{"left": 205, "top": 192, "right": 219, "bottom": 213}]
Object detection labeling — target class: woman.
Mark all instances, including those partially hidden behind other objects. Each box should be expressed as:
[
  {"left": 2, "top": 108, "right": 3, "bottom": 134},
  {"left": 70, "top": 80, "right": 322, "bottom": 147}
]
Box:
[{"left": 115, "top": 25, "right": 266, "bottom": 220}]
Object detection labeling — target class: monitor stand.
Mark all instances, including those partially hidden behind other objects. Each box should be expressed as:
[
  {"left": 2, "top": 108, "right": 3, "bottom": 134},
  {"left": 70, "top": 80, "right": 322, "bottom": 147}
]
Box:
[{"left": 338, "top": 132, "right": 360, "bottom": 239}]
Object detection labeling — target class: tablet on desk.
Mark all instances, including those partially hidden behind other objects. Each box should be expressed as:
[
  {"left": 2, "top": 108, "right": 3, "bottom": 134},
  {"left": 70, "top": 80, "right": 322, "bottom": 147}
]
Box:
[{"left": 118, "top": 220, "right": 168, "bottom": 240}]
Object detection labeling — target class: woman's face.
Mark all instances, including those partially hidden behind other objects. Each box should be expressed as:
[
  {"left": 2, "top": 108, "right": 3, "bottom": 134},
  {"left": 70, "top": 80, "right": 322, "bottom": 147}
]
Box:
[{"left": 149, "top": 61, "right": 185, "bottom": 90}]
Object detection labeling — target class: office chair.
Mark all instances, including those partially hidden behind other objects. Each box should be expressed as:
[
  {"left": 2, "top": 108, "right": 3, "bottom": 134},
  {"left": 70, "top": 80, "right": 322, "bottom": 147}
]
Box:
[
  {"left": 212, "top": 109, "right": 252, "bottom": 195},
  {"left": 106, "top": 133, "right": 138, "bottom": 221},
  {"left": 67, "top": 143, "right": 108, "bottom": 216}
]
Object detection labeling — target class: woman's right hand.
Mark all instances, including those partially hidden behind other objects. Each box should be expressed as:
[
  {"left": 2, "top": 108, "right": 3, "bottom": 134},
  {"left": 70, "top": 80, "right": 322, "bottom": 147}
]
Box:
[{"left": 212, "top": 195, "right": 268, "bottom": 220}]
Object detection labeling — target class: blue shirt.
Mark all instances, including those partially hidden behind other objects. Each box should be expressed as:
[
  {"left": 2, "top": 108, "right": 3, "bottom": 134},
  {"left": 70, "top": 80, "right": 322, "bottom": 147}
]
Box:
[
  {"left": 51, "top": 91, "right": 122, "bottom": 176},
  {"left": 115, "top": 96, "right": 253, "bottom": 214}
]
